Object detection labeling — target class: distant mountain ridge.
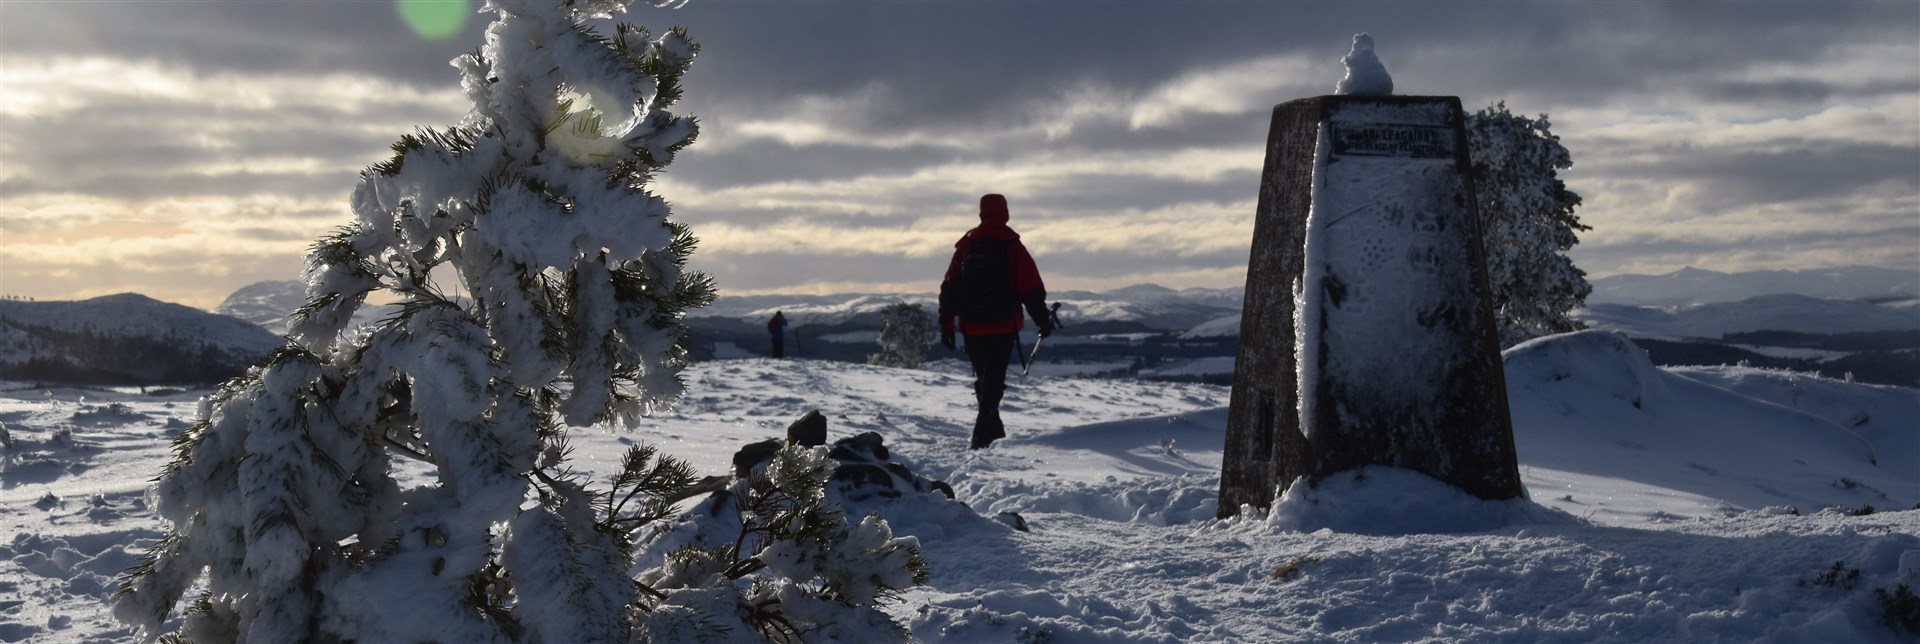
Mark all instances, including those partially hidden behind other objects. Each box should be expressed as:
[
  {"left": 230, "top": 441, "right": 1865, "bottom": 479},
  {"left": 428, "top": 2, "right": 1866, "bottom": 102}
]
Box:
[
  {"left": 697, "top": 283, "right": 1243, "bottom": 330},
  {"left": 0, "top": 293, "right": 284, "bottom": 385},
  {"left": 215, "top": 280, "right": 308, "bottom": 333},
  {"left": 216, "top": 280, "right": 411, "bottom": 334},
  {"left": 2, "top": 294, "right": 281, "bottom": 351},
  {"left": 213, "top": 270, "right": 1920, "bottom": 343},
  {"left": 1588, "top": 265, "right": 1918, "bottom": 306},
  {"left": 1577, "top": 294, "right": 1920, "bottom": 339}
]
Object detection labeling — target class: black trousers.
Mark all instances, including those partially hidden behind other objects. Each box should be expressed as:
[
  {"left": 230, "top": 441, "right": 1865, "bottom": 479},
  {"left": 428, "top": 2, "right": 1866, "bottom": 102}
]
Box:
[
  {"left": 963, "top": 333, "right": 1016, "bottom": 448},
  {"left": 771, "top": 334, "right": 784, "bottom": 358}
]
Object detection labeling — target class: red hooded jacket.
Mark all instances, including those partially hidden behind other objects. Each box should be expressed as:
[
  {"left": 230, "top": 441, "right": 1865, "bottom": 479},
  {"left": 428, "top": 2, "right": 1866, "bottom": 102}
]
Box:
[{"left": 939, "top": 194, "right": 1048, "bottom": 336}]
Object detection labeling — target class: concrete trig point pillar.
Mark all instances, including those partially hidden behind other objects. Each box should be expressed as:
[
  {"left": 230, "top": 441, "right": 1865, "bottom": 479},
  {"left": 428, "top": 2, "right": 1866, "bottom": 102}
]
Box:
[{"left": 1217, "top": 39, "right": 1522, "bottom": 517}]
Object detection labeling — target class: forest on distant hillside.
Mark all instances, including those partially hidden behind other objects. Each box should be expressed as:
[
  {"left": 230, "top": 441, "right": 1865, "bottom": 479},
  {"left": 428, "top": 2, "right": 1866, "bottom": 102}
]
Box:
[{"left": 0, "top": 318, "right": 255, "bottom": 386}]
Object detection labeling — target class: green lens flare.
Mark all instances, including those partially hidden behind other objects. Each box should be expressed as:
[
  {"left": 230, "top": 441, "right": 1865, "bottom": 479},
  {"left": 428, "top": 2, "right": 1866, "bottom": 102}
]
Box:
[{"left": 397, "top": 0, "right": 470, "bottom": 41}]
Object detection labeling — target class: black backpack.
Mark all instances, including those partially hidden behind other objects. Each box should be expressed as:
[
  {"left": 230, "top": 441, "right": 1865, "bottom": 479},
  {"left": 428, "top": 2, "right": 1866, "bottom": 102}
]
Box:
[{"left": 956, "top": 238, "right": 1017, "bottom": 324}]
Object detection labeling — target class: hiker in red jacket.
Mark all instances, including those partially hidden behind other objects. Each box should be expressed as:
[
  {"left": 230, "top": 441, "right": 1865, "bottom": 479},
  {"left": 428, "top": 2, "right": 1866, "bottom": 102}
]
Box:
[{"left": 938, "top": 194, "right": 1055, "bottom": 450}]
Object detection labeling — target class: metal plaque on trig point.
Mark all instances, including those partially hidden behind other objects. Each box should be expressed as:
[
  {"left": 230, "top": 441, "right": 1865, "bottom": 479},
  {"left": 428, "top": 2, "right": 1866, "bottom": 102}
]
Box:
[{"left": 1329, "top": 123, "right": 1455, "bottom": 159}]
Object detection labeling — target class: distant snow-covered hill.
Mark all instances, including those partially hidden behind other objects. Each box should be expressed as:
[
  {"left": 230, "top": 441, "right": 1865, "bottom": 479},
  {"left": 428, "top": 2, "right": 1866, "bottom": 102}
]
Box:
[
  {"left": 1589, "top": 265, "right": 1919, "bottom": 306},
  {"left": 198, "top": 272, "right": 1920, "bottom": 390},
  {"left": 213, "top": 280, "right": 307, "bottom": 333},
  {"left": 214, "top": 280, "right": 402, "bottom": 335},
  {"left": 0, "top": 293, "right": 283, "bottom": 385},
  {"left": 695, "top": 283, "right": 1242, "bottom": 330},
  {"left": 1577, "top": 293, "right": 1920, "bottom": 339},
  {"left": 702, "top": 293, "right": 939, "bottom": 325}
]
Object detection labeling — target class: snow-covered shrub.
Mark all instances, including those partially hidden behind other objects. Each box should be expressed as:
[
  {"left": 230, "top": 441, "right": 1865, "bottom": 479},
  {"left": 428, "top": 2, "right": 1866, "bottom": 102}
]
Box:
[
  {"left": 1466, "top": 102, "right": 1592, "bottom": 348},
  {"left": 112, "top": 1, "right": 924, "bottom": 641},
  {"left": 640, "top": 441, "right": 929, "bottom": 643},
  {"left": 1879, "top": 583, "right": 1920, "bottom": 637},
  {"left": 867, "top": 302, "right": 935, "bottom": 369}
]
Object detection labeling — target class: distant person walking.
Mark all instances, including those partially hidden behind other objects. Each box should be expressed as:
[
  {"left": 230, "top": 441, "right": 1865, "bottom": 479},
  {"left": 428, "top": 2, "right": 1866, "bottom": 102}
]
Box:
[
  {"left": 768, "top": 311, "right": 789, "bottom": 358},
  {"left": 938, "top": 194, "right": 1054, "bottom": 450}
]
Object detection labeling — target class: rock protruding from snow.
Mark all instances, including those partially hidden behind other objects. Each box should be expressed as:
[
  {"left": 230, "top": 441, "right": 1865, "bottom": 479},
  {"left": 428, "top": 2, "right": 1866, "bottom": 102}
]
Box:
[
  {"left": 828, "top": 431, "right": 954, "bottom": 503},
  {"left": 1335, "top": 33, "right": 1393, "bottom": 96},
  {"left": 729, "top": 416, "right": 955, "bottom": 505},
  {"left": 789, "top": 409, "right": 828, "bottom": 446}
]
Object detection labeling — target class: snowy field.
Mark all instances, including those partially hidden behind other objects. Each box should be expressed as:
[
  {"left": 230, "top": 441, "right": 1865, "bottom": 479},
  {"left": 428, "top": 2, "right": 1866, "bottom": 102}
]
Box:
[{"left": 2, "top": 331, "right": 1916, "bottom": 642}]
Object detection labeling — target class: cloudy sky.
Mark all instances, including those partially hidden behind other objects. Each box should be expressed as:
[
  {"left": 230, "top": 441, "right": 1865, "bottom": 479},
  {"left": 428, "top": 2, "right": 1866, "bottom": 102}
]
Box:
[{"left": 2, "top": 0, "right": 1916, "bottom": 309}]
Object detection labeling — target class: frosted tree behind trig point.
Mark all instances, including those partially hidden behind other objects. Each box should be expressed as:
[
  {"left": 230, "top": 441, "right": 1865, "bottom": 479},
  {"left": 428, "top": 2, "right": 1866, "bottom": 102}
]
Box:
[
  {"left": 1465, "top": 102, "right": 1593, "bottom": 349},
  {"left": 113, "top": 1, "right": 924, "bottom": 641}
]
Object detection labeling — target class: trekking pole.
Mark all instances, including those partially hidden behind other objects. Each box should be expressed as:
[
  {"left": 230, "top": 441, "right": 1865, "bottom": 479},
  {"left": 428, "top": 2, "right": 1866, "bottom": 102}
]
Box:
[
  {"left": 1014, "top": 334, "right": 1030, "bottom": 378},
  {"left": 1020, "top": 303, "right": 1063, "bottom": 378}
]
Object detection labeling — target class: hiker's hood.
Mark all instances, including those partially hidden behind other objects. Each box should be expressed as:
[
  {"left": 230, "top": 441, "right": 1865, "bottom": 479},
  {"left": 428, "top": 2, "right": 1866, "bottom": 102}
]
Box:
[
  {"left": 979, "top": 194, "right": 1010, "bottom": 227},
  {"left": 964, "top": 194, "right": 1020, "bottom": 243}
]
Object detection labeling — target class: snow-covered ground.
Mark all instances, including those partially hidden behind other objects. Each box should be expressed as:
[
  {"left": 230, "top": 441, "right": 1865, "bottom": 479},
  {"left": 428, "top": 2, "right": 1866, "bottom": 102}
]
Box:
[{"left": 2, "top": 331, "right": 1916, "bottom": 642}]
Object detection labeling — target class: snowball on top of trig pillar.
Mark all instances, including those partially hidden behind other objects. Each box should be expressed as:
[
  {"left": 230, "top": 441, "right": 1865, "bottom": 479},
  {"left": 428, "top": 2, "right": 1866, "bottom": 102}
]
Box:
[{"left": 1335, "top": 33, "right": 1394, "bottom": 96}]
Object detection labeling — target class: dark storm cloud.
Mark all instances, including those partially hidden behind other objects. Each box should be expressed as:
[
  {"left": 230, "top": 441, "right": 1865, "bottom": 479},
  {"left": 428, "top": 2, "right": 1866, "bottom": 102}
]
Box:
[
  {"left": 1573, "top": 216, "right": 1920, "bottom": 274},
  {"left": 0, "top": 1, "right": 484, "bottom": 87},
  {"left": 32, "top": 171, "right": 361, "bottom": 205},
  {"left": 667, "top": 140, "right": 962, "bottom": 192},
  {"left": 234, "top": 227, "right": 317, "bottom": 242},
  {"left": 1014, "top": 174, "right": 1255, "bottom": 218},
  {"left": 698, "top": 250, "right": 937, "bottom": 293},
  {"left": 1698, "top": 78, "right": 1920, "bottom": 105},
  {"left": 1663, "top": 144, "right": 1918, "bottom": 210},
  {"left": 3, "top": 0, "right": 1916, "bottom": 305},
  {"left": 2, "top": 105, "right": 393, "bottom": 200},
  {"left": 1039, "top": 245, "right": 1252, "bottom": 280},
  {"left": 1, "top": 78, "right": 453, "bottom": 202},
  {"left": 665, "top": 1, "right": 1916, "bottom": 115},
  {"left": 668, "top": 108, "right": 1266, "bottom": 198},
  {"left": 1580, "top": 142, "right": 1919, "bottom": 212},
  {"left": 12, "top": 1, "right": 1911, "bottom": 116},
  {"left": 686, "top": 205, "right": 921, "bottom": 229}
]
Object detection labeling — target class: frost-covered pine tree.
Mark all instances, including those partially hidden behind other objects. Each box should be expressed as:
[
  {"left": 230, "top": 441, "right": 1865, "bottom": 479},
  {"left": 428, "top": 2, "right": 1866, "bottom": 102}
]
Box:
[
  {"left": 113, "top": 1, "right": 923, "bottom": 641},
  {"left": 1466, "top": 102, "right": 1593, "bottom": 348},
  {"left": 867, "top": 302, "right": 934, "bottom": 369}
]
